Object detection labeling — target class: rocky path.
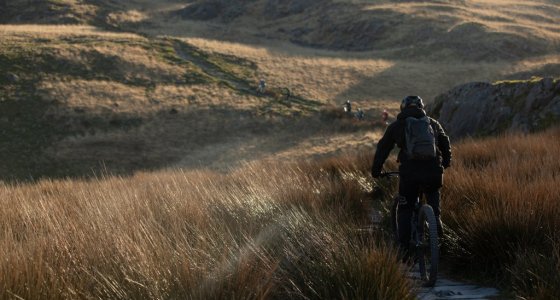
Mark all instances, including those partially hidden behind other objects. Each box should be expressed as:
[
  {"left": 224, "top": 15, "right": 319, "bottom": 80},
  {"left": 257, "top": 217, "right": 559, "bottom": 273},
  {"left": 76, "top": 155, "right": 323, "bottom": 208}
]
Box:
[
  {"left": 414, "top": 277, "right": 499, "bottom": 300},
  {"left": 405, "top": 266, "right": 500, "bottom": 300}
]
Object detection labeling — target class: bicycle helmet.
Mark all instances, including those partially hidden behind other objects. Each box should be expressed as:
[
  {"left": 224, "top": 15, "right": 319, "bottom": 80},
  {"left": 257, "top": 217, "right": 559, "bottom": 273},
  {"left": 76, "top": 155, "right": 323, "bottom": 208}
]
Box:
[{"left": 400, "top": 95, "right": 424, "bottom": 111}]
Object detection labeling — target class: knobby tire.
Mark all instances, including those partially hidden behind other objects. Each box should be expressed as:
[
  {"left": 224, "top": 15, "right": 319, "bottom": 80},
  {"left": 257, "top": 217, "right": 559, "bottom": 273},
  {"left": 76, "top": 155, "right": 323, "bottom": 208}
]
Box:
[
  {"left": 390, "top": 196, "right": 399, "bottom": 243},
  {"left": 417, "top": 204, "right": 439, "bottom": 287}
]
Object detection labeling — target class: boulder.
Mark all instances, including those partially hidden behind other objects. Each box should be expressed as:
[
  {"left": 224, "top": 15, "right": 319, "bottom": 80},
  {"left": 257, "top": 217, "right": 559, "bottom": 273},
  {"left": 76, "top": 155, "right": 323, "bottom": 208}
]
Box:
[{"left": 428, "top": 77, "right": 560, "bottom": 139}]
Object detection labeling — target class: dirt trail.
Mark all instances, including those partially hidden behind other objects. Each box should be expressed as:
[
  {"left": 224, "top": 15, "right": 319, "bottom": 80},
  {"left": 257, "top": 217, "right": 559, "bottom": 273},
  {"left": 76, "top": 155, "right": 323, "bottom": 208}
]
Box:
[
  {"left": 415, "top": 276, "right": 499, "bottom": 300},
  {"left": 173, "top": 40, "right": 255, "bottom": 93}
]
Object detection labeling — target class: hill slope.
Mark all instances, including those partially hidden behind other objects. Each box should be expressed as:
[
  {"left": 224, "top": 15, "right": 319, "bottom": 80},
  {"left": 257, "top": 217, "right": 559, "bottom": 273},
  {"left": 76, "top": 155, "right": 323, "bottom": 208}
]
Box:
[
  {"left": 172, "top": 0, "right": 560, "bottom": 60},
  {"left": 0, "top": 25, "right": 375, "bottom": 181},
  {"left": 2, "top": 1, "right": 560, "bottom": 181},
  {"left": 0, "top": 0, "right": 120, "bottom": 26}
]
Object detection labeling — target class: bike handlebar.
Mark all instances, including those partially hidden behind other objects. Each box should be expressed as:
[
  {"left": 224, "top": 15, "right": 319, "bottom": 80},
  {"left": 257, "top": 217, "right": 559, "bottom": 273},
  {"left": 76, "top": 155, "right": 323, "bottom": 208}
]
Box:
[{"left": 380, "top": 171, "right": 399, "bottom": 178}]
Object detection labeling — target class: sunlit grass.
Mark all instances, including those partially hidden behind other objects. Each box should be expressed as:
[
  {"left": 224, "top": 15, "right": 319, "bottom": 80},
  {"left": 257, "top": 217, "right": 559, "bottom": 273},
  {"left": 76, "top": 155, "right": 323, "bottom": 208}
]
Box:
[
  {"left": 0, "top": 25, "right": 143, "bottom": 39},
  {"left": 0, "top": 158, "right": 412, "bottom": 299},
  {"left": 440, "top": 127, "right": 560, "bottom": 298}
]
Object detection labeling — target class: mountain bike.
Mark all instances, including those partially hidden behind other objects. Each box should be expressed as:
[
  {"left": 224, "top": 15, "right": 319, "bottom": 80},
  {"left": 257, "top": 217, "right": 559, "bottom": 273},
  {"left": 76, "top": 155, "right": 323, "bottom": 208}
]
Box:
[{"left": 380, "top": 171, "right": 439, "bottom": 287}]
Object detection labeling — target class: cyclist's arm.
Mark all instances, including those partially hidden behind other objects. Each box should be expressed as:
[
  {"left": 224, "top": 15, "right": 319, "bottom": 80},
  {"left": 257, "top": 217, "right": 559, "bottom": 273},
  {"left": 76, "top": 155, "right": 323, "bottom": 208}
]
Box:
[
  {"left": 434, "top": 121, "right": 451, "bottom": 168},
  {"left": 372, "top": 124, "right": 396, "bottom": 175}
]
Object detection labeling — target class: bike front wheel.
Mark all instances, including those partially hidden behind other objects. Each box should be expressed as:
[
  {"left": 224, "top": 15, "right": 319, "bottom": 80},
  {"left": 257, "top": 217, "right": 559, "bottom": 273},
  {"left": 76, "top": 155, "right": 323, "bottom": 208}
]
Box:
[
  {"left": 417, "top": 204, "right": 439, "bottom": 287},
  {"left": 389, "top": 195, "right": 401, "bottom": 244}
]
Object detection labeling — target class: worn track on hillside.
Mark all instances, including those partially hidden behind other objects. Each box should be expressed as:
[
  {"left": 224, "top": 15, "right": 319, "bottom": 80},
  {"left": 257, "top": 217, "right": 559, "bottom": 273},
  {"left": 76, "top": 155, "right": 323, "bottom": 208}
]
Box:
[
  {"left": 172, "top": 40, "right": 323, "bottom": 113},
  {"left": 172, "top": 40, "right": 254, "bottom": 93}
]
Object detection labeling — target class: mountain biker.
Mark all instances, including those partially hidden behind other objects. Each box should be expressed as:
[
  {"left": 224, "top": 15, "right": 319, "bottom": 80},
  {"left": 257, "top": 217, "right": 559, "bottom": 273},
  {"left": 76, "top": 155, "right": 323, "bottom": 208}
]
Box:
[
  {"left": 257, "top": 78, "right": 266, "bottom": 94},
  {"left": 381, "top": 108, "right": 389, "bottom": 125},
  {"left": 343, "top": 100, "right": 352, "bottom": 115},
  {"left": 356, "top": 108, "right": 365, "bottom": 120},
  {"left": 371, "top": 95, "right": 451, "bottom": 257}
]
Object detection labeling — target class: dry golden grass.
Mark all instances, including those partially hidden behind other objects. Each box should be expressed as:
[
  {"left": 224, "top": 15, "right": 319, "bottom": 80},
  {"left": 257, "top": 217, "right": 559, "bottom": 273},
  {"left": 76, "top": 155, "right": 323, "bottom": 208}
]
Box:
[
  {"left": 38, "top": 80, "right": 262, "bottom": 115},
  {"left": 178, "top": 35, "right": 560, "bottom": 106},
  {"left": 1, "top": 25, "right": 272, "bottom": 113},
  {"left": 0, "top": 158, "right": 413, "bottom": 299},
  {"left": 106, "top": 10, "right": 149, "bottom": 26},
  {"left": 439, "top": 128, "right": 560, "bottom": 298},
  {"left": 176, "top": 37, "right": 399, "bottom": 104},
  {"left": 0, "top": 25, "right": 143, "bottom": 39},
  {"left": 364, "top": 127, "right": 560, "bottom": 298}
]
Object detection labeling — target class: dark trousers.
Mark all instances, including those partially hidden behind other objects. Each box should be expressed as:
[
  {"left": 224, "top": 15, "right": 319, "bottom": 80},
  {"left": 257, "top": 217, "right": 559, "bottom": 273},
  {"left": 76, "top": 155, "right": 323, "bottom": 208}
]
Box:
[{"left": 397, "top": 176, "right": 441, "bottom": 253}]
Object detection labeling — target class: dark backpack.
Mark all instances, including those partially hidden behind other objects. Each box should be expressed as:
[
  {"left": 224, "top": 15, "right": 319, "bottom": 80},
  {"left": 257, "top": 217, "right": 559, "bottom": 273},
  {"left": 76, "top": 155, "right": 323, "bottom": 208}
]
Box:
[{"left": 404, "top": 116, "right": 437, "bottom": 160}]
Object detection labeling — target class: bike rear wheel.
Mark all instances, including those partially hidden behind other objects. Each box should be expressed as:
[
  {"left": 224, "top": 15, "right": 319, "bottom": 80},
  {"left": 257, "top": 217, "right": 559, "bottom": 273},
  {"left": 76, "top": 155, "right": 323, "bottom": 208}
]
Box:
[{"left": 417, "top": 204, "right": 439, "bottom": 287}]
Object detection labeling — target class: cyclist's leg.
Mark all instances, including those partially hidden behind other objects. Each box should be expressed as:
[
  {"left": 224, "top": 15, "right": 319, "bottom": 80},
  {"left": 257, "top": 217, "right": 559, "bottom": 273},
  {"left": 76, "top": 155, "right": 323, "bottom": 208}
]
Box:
[
  {"left": 398, "top": 178, "right": 419, "bottom": 260},
  {"left": 425, "top": 188, "right": 443, "bottom": 237},
  {"left": 422, "top": 169, "right": 443, "bottom": 237}
]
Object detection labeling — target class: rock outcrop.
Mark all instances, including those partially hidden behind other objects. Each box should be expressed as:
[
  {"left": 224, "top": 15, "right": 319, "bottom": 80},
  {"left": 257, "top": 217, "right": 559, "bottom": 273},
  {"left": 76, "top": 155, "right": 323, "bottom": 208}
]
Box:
[{"left": 428, "top": 77, "right": 560, "bottom": 139}]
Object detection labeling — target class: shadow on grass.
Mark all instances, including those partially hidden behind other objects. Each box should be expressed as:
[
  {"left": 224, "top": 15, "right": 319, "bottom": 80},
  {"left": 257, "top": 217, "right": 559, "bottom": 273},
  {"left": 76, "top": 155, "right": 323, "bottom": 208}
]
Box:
[
  {"left": 0, "top": 81, "right": 144, "bottom": 182},
  {"left": 0, "top": 92, "right": 378, "bottom": 182}
]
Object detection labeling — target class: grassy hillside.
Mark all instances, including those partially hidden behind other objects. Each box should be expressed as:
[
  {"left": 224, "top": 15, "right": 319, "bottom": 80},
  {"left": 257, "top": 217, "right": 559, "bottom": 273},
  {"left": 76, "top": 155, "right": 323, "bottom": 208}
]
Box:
[
  {"left": 0, "top": 26, "right": 205, "bottom": 180},
  {"left": 0, "top": 0, "right": 121, "bottom": 26},
  {"left": 0, "top": 25, "right": 381, "bottom": 181},
  {"left": 135, "top": 0, "right": 560, "bottom": 103},
  {"left": 168, "top": 0, "right": 560, "bottom": 59},
  {"left": 2, "top": 1, "right": 560, "bottom": 182}
]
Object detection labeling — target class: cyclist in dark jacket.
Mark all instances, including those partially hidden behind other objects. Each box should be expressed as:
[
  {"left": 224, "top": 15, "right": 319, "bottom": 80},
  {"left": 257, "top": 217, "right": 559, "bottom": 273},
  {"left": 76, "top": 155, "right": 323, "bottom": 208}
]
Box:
[{"left": 371, "top": 95, "right": 451, "bottom": 256}]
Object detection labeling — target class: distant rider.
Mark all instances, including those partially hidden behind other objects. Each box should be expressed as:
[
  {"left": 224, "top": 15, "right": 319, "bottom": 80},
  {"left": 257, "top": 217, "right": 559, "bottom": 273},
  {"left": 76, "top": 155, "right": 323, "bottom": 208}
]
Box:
[
  {"left": 381, "top": 108, "right": 389, "bottom": 125},
  {"left": 257, "top": 78, "right": 266, "bottom": 94},
  {"left": 343, "top": 100, "right": 352, "bottom": 115},
  {"left": 371, "top": 96, "right": 451, "bottom": 257},
  {"left": 356, "top": 108, "right": 365, "bottom": 120}
]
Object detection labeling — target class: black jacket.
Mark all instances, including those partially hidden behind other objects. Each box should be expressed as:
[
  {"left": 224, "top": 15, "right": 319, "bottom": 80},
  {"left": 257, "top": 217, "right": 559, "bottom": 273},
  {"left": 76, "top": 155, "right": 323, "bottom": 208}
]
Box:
[{"left": 371, "top": 107, "right": 451, "bottom": 178}]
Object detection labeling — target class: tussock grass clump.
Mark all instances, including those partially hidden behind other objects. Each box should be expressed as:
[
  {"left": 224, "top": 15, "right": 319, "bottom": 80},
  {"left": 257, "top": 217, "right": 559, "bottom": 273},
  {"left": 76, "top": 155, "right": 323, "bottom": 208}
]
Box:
[
  {"left": 441, "top": 127, "right": 560, "bottom": 298},
  {"left": 0, "top": 158, "right": 412, "bottom": 299}
]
